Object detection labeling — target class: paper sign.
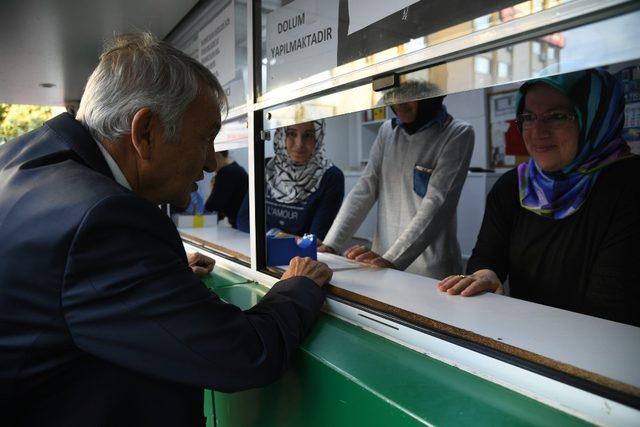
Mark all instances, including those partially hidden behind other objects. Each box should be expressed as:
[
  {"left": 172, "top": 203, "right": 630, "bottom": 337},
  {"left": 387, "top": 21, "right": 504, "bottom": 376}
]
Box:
[
  {"left": 489, "top": 91, "right": 517, "bottom": 123},
  {"left": 265, "top": 0, "right": 338, "bottom": 90},
  {"left": 185, "top": 37, "right": 200, "bottom": 61},
  {"left": 223, "top": 77, "right": 246, "bottom": 110},
  {"left": 347, "top": 0, "right": 421, "bottom": 35},
  {"left": 199, "top": 2, "right": 235, "bottom": 86}
]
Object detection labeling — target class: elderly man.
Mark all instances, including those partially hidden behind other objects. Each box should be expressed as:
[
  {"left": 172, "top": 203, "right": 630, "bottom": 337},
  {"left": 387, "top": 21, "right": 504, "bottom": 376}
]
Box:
[{"left": 0, "top": 33, "right": 331, "bottom": 426}]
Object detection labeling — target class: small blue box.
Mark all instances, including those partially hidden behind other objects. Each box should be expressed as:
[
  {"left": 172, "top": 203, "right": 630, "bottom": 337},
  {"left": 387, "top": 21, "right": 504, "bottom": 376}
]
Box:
[{"left": 266, "top": 229, "right": 317, "bottom": 266}]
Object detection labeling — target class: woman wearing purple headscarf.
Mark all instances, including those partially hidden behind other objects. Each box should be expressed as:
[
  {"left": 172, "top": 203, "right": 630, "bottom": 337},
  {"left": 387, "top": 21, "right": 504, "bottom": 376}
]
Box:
[{"left": 438, "top": 68, "right": 639, "bottom": 326}]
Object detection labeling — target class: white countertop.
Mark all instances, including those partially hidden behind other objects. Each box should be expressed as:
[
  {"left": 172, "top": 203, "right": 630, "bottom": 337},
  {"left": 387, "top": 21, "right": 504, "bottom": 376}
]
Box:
[
  {"left": 179, "top": 225, "right": 640, "bottom": 391},
  {"left": 316, "top": 252, "right": 640, "bottom": 390},
  {"left": 178, "top": 225, "right": 251, "bottom": 260}
]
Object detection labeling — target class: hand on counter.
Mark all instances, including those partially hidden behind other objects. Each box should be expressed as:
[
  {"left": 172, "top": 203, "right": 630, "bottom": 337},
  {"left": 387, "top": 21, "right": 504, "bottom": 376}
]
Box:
[
  {"left": 293, "top": 236, "right": 336, "bottom": 254},
  {"left": 188, "top": 252, "right": 215, "bottom": 277},
  {"left": 343, "top": 246, "right": 395, "bottom": 269},
  {"left": 437, "top": 269, "right": 504, "bottom": 296},
  {"left": 281, "top": 256, "right": 333, "bottom": 287},
  {"left": 316, "top": 239, "right": 336, "bottom": 254}
]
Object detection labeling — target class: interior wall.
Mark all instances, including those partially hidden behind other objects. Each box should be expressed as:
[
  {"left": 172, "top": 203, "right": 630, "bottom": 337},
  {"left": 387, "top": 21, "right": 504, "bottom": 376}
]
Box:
[{"left": 444, "top": 90, "right": 488, "bottom": 169}]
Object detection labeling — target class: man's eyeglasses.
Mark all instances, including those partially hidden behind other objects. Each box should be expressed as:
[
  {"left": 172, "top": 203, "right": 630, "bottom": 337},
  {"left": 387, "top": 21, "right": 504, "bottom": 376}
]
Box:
[{"left": 516, "top": 111, "right": 577, "bottom": 130}]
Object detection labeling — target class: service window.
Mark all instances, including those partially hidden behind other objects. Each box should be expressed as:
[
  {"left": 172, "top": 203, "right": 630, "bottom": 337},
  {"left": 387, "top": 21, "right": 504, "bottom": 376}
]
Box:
[
  {"left": 259, "top": 7, "right": 640, "bottom": 404},
  {"left": 257, "top": 0, "right": 574, "bottom": 99},
  {"left": 166, "top": 0, "right": 252, "bottom": 264}
]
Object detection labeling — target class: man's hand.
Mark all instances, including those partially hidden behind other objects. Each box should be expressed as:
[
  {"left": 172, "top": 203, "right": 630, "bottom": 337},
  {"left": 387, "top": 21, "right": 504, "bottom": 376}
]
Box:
[
  {"left": 187, "top": 252, "right": 215, "bottom": 277},
  {"left": 343, "top": 246, "right": 395, "bottom": 269},
  {"left": 281, "top": 256, "right": 333, "bottom": 287},
  {"left": 437, "top": 269, "right": 504, "bottom": 296}
]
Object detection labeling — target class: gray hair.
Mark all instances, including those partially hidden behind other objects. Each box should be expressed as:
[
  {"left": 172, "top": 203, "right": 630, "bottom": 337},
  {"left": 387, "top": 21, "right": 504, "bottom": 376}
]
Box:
[{"left": 77, "top": 32, "right": 227, "bottom": 143}]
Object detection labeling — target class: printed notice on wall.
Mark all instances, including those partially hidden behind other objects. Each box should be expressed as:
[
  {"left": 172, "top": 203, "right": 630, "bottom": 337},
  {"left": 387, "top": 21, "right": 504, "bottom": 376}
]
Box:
[
  {"left": 184, "top": 37, "right": 200, "bottom": 61},
  {"left": 347, "top": 0, "right": 420, "bottom": 35},
  {"left": 199, "top": 2, "right": 235, "bottom": 86},
  {"left": 266, "top": 0, "right": 338, "bottom": 90}
]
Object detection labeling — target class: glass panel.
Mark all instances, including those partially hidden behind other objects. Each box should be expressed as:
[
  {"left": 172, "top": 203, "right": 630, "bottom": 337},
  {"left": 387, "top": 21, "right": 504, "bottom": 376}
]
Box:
[
  {"left": 260, "top": 58, "right": 640, "bottom": 324},
  {"left": 475, "top": 56, "right": 491, "bottom": 74},
  {"left": 173, "top": 146, "right": 251, "bottom": 264},
  {"left": 167, "top": 0, "right": 248, "bottom": 112},
  {"left": 166, "top": 1, "right": 251, "bottom": 264},
  {"left": 215, "top": 115, "right": 249, "bottom": 151},
  {"left": 263, "top": 10, "right": 640, "bottom": 129},
  {"left": 255, "top": 9, "right": 640, "bottom": 397},
  {"left": 258, "top": 0, "right": 576, "bottom": 98},
  {"left": 259, "top": 62, "right": 640, "bottom": 397}
]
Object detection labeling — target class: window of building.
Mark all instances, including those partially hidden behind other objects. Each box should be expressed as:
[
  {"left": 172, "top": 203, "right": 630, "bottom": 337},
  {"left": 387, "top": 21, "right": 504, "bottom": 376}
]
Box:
[{"left": 475, "top": 56, "right": 491, "bottom": 74}]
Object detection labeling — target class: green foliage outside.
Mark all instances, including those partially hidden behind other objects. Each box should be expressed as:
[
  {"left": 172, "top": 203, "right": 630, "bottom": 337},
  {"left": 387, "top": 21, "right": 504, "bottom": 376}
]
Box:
[{"left": 0, "top": 103, "right": 57, "bottom": 146}]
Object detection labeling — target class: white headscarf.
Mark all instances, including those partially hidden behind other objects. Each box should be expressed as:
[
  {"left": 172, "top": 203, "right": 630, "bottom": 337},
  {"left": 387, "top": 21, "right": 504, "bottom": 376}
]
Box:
[{"left": 265, "top": 120, "right": 332, "bottom": 204}]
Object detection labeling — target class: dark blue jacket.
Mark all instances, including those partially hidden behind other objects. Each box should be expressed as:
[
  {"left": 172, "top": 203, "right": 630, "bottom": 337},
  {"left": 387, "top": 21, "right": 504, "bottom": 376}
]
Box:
[
  {"left": 205, "top": 161, "right": 248, "bottom": 228},
  {"left": 237, "top": 164, "right": 344, "bottom": 239},
  {"left": 0, "top": 114, "right": 325, "bottom": 426}
]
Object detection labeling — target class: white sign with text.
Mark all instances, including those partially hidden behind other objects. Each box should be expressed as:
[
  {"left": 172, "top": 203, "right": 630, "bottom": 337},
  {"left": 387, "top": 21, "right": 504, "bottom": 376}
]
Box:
[
  {"left": 199, "top": 2, "right": 235, "bottom": 86},
  {"left": 266, "top": 0, "right": 338, "bottom": 91},
  {"left": 347, "top": 0, "right": 421, "bottom": 35}
]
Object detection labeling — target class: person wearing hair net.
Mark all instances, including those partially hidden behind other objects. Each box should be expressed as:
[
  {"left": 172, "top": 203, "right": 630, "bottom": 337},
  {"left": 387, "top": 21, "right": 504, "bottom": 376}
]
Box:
[
  {"left": 237, "top": 120, "right": 344, "bottom": 239},
  {"left": 320, "top": 81, "right": 474, "bottom": 279}
]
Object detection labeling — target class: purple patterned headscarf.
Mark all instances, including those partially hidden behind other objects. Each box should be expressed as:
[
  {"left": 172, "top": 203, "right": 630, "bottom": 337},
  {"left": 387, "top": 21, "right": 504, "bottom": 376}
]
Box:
[{"left": 516, "top": 68, "right": 631, "bottom": 219}]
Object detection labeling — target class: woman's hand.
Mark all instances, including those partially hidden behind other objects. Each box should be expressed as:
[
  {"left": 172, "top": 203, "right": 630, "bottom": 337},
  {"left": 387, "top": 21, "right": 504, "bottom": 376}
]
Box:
[
  {"left": 343, "top": 246, "right": 395, "bottom": 269},
  {"left": 316, "top": 238, "right": 337, "bottom": 254},
  {"left": 437, "top": 269, "right": 504, "bottom": 296},
  {"left": 188, "top": 252, "right": 215, "bottom": 277}
]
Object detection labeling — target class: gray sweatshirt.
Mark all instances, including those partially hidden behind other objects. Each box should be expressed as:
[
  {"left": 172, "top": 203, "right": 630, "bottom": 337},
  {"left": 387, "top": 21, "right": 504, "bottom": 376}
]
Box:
[{"left": 323, "top": 117, "right": 474, "bottom": 279}]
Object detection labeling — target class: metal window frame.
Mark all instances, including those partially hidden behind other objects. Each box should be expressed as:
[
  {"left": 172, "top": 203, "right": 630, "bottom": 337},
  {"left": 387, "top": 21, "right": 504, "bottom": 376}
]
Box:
[
  {"left": 173, "top": 0, "right": 640, "bottom": 415},
  {"left": 253, "top": 0, "right": 638, "bottom": 111}
]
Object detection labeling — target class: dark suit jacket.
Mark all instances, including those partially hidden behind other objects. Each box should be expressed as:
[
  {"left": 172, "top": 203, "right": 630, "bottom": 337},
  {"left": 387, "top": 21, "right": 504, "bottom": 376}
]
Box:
[{"left": 0, "top": 113, "right": 325, "bottom": 426}]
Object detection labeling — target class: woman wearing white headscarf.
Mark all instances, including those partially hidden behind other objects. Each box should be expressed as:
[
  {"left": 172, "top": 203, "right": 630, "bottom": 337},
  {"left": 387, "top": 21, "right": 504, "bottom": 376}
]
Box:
[{"left": 237, "top": 120, "right": 344, "bottom": 239}]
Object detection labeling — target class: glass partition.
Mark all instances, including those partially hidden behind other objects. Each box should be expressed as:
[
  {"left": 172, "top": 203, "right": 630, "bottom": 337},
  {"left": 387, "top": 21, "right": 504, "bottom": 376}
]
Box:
[
  {"left": 167, "top": 0, "right": 249, "bottom": 115},
  {"left": 262, "top": 59, "right": 639, "bottom": 280},
  {"left": 161, "top": 0, "right": 640, "bottom": 405},
  {"left": 257, "top": 62, "right": 640, "bottom": 398},
  {"left": 255, "top": 6, "right": 640, "bottom": 400},
  {"left": 263, "top": 9, "right": 640, "bottom": 129},
  {"left": 166, "top": 1, "right": 252, "bottom": 264},
  {"left": 173, "top": 146, "right": 251, "bottom": 265},
  {"left": 258, "top": 0, "right": 565, "bottom": 95},
  {"left": 256, "top": 0, "right": 629, "bottom": 100},
  {"left": 215, "top": 115, "right": 249, "bottom": 151}
]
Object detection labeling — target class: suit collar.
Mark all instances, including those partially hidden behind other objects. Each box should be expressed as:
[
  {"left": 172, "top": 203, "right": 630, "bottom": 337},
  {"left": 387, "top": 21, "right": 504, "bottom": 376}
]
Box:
[{"left": 45, "top": 113, "right": 114, "bottom": 180}]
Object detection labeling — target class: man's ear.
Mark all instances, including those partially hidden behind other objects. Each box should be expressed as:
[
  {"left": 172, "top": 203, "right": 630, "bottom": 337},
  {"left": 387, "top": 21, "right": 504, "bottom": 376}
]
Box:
[{"left": 130, "top": 108, "right": 155, "bottom": 161}]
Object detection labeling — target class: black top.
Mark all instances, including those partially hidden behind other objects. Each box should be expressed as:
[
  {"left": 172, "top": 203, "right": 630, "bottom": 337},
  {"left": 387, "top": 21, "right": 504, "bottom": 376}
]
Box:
[
  {"left": 467, "top": 156, "right": 640, "bottom": 326},
  {"left": 0, "top": 114, "right": 326, "bottom": 426},
  {"left": 237, "top": 164, "right": 344, "bottom": 240},
  {"left": 204, "top": 161, "right": 248, "bottom": 228}
]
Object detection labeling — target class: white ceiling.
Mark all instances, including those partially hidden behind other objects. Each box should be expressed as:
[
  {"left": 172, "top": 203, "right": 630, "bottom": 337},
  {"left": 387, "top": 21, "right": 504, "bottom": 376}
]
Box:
[{"left": 0, "top": 0, "right": 199, "bottom": 106}]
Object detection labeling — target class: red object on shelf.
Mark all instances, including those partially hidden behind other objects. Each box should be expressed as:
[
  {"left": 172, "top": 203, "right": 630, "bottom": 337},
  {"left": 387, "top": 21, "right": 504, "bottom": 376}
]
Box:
[{"left": 505, "top": 119, "right": 528, "bottom": 156}]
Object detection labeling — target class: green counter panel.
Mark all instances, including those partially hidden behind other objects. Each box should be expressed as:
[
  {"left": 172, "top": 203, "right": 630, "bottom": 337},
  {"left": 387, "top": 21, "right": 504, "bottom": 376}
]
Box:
[
  {"left": 201, "top": 268, "right": 252, "bottom": 287},
  {"left": 203, "top": 270, "right": 590, "bottom": 426}
]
